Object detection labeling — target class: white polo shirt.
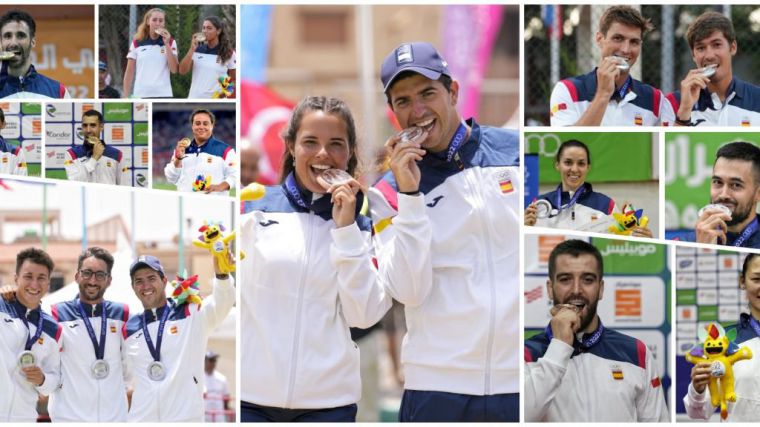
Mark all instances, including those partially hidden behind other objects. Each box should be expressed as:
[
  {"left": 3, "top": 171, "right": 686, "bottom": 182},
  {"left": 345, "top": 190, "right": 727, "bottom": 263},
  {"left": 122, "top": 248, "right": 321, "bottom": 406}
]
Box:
[
  {"left": 550, "top": 70, "right": 672, "bottom": 126},
  {"left": 127, "top": 37, "right": 178, "bottom": 98},
  {"left": 188, "top": 44, "right": 236, "bottom": 99}
]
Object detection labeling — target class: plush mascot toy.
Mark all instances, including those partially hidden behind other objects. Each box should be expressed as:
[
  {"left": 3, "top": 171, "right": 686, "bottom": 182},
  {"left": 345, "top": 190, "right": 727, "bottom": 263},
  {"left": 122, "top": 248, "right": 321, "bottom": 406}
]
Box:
[
  {"left": 608, "top": 203, "right": 649, "bottom": 235},
  {"left": 170, "top": 275, "right": 202, "bottom": 306},
  {"left": 685, "top": 322, "right": 753, "bottom": 420},
  {"left": 240, "top": 182, "right": 266, "bottom": 201},
  {"left": 192, "top": 221, "right": 239, "bottom": 274},
  {"left": 192, "top": 174, "right": 212, "bottom": 192},
  {"left": 212, "top": 76, "right": 235, "bottom": 99}
]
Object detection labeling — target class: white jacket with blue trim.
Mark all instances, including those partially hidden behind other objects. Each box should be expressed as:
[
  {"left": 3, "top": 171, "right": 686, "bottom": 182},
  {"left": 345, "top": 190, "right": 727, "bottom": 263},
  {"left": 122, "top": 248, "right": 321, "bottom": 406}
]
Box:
[{"left": 368, "top": 119, "right": 521, "bottom": 396}]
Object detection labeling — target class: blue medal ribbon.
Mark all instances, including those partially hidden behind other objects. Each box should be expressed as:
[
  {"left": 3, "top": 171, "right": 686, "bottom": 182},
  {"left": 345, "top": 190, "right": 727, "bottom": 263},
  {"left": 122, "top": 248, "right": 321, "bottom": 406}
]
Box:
[
  {"left": 554, "top": 184, "right": 586, "bottom": 215},
  {"left": 15, "top": 305, "right": 44, "bottom": 351},
  {"left": 285, "top": 172, "right": 309, "bottom": 210},
  {"left": 445, "top": 122, "right": 468, "bottom": 164},
  {"left": 142, "top": 302, "right": 171, "bottom": 362},
  {"left": 545, "top": 317, "right": 604, "bottom": 349},
  {"left": 77, "top": 301, "right": 107, "bottom": 360},
  {"left": 611, "top": 75, "right": 632, "bottom": 101},
  {"left": 733, "top": 218, "right": 759, "bottom": 247}
]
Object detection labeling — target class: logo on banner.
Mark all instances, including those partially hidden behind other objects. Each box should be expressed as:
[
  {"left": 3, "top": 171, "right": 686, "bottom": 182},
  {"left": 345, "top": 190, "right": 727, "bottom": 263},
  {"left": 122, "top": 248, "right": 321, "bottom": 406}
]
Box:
[
  {"left": 615, "top": 286, "right": 641, "bottom": 319},
  {"left": 111, "top": 127, "right": 125, "bottom": 142},
  {"left": 524, "top": 286, "right": 543, "bottom": 304}
]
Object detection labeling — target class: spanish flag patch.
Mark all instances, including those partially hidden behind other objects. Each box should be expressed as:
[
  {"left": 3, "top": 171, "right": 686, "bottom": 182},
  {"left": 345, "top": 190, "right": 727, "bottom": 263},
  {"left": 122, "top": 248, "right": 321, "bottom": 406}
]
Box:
[
  {"left": 110, "top": 325, "right": 117, "bottom": 333},
  {"left": 500, "top": 179, "right": 513, "bottom": 194},
  {"left": 612, "top": 368, "right": 624, "bottom": 380},
  {"left": 64, "top": 160, "right": 73, "bottom": 166},
  {"left": 170, "top": 326, "right": 178, "bottom": 334},
  {"left": 550, "top": 103, "right": 567, "bottom": 116},
  {"left": 634, "top": 114, "right": 643, "bottom": 126},
  {"left": 742, "top": 117, "right": 750, "bottom": 127}
]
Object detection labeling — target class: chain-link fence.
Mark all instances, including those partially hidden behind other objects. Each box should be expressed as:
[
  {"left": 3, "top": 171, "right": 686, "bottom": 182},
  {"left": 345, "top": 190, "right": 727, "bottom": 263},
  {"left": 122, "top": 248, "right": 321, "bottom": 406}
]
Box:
[
  {"left": 525, "top": 5, "right": 760, "bottom": 126},
  {"left": 99, "top": 4, "right": 236, "bottom": 99}
]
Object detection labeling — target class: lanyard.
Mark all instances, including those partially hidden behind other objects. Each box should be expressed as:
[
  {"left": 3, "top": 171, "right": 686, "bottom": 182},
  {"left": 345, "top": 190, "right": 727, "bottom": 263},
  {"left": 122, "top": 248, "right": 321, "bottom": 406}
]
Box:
[
  {"left": 77, "top": 301, "right": 107, "bottom": 360},
  {"left": 733, "top": 218, "right": 759, "bottom": 247},
  {"left": 445, "top": 122, "right": 468, "bottom": 163},
  {"left": 142, "top": 303, "right": 171, "bottom": 362},
  {"left": 546, "top": 318, "right": 604, "bottom": 349},
  {"left": 16, "top": 305, "right": 44, "bottom": 351},
  {"left": 555, "top": 184, "right": 586, "bottom": 214},
  {"left": 285, "top": 172, "right": 308, "bottom": 210},
  {"left": 611, "top": 75, "right": 632, "bottom": 101}
]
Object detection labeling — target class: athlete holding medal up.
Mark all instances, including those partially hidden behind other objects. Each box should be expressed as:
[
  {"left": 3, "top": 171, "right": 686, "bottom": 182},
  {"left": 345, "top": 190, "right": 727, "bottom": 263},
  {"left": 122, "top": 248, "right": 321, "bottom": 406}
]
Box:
[
  {"left": 48, "top": 247, "right": 131, "bottom": 422},
  {"left": 0, "top": 248, "right": 61, "bottom": 423},
  {"left": 125, "top": 250, "right": 235, "bottom": 422}
]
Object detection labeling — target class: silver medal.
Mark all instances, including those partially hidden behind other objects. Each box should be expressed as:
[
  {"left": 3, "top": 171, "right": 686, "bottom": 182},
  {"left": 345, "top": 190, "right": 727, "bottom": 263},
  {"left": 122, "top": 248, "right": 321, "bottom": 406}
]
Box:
[
  {"left": 316, "top": 168, "right": 353, "bottom": 191},
  {"left": 397, "top": 126, "right": 427, "bottom": 145},
  {"left": 18, "top": 350, "right": 36, "bottom": 368},
  {"left": 701, "top": 64, "right": 717, "bottom": 78},
  {"left": 610, "top": 55, "right": 629, "bottom": 71},
  {"left": 147, "top": 360, "right": 166, "bottom": 381},
  {"left": 535, "top": 200, "right": 553, "bottom": 219},
  {"left": 91, "top": 359, "right": 110, "bottom": 379},
  {"left": 698, "top": 203, "right": 731, "bottom": 219}
]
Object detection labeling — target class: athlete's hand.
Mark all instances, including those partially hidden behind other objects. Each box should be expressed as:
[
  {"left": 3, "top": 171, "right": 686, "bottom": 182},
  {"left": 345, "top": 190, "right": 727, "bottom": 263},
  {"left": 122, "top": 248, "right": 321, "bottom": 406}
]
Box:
[
  {"left": 695, "top": 207, "right": 731, "bottom": 245},
  {"left": 203, "top": 183, "right": 230, "bottom": 194},
  {"left": 22, "top": 366, "right": 45, "bottom": 386},
  {"left": 386, "top": 134, "right": 425, "bottom": 194},
  {"left": 595, "top": 56, "right": 622, "bottom": 99},
  {"left": 92, "top": 139, "right": 105, "bottom": 160},
  {"left": 677, "top": 69, "right": 711, "bottom": 122},
  {"left": 549, "top": 304, "right": 581, "bottom": 346},
  {"left": 329, "top": 179, "right": 363, "bottom": 228},
  {"left": 0, "top": 284, "right": 17, "bottom": 302},
  {"left": 690, "top": 362, "right": 711, "bottom": 394},
  {"left": 631, "top": 226, "right": 653, "bottom": 238},
  {"left": 525, "top": 201, "right": 538, "bottom": 226}
]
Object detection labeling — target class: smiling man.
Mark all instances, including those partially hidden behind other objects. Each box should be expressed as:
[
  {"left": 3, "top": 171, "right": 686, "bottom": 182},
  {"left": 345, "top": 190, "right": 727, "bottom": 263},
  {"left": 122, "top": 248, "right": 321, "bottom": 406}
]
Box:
[
  {"left": 124, "top": 253, "right": 235, "bottom": 422},
  {"left": 684, "top": 141, "right": 760, "bottom": 247},
  {"left": 164, "top": 108, "right": 237, "bottom": 195},
  {"left": 64, "top": 109, "right": 129, "bottom": 185},
  {"left": 368, "top": 42, "right": 520, "bottom": 421},
  {"left": 47, "top": 247, "right": 131, "bottom": 422},
  {"left": 0, "top": 9, "right": 70, "bottom": 99},
  {"left": 524, "top": 239, "right": 669, "bottom": 422},
  {"left": 549, "top": 6, "right": 671, "bottom": 126},
  {"left": 665, "top": 12, "right": 760, "bottom": 126},
  {"left": 0, "top": 248, "right": 61, "bottom": 422}
]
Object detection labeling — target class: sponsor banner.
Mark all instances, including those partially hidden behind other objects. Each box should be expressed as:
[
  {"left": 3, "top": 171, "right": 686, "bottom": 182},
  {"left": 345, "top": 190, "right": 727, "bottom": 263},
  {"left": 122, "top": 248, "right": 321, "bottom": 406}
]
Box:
[
  {"left": 676, "top": 290, "right": 696, "bottom": 306},
  {"left": 45, "top": 103, "right": 73, "bottom": 122},
  {"left": 21, "top": 103, "right": 41, "bottom": 115},
  {"left": 696, "top": 273, "right": 717, "bottom": 289},
  {"left": 134, "top": 170, "right": 148, "bottom": 188},
  {"left": 697, "top": 289, "right": 718, "bottom": 305},
  {"left": 134, "top": 123, "right": 148, "bottom": 145},
  {"left": 676, "top": 321, "right": 697, "bottom": 340},
  {"left": 676, "top": 339, "right": 697, "bottom": 356},
  {"left": 677, "top": 256, "right": 696, "bottom": 273},
  {"left": 0, "top": 102, "right": 21, "bottom": 114},
  {"left": 104, "top": 103, "right": 132, "bottom": 122},
  {"left": 676, "top": 273, "right": 696, "bottom": 289},
  {"left": 133, "top": 103, "right": 149, "bottom": 121},
  {"left": 696, "top": 254, "right": 717, "bottom": 271},
  {"left": 718, "top": 271, "right": 739, "bottom": 289},
  {"left": 22, "top": 140, "right": 41, "bottom": 163},
  {"left": 46, "top": 123, "right": 74, "bottom": 145},
  {"left": 676, "top": 304, "right": 697, "bottom": 322},
  {"left": 135, "top": 146, "right": 149, "bottom": 168},
  {"left": 46, "top": 146, "right": 70, "bottom": 169},
  {"left": 22, "top": 115, "right": 42, "bottom": 139},
  {"left": 2, "top": 116, "right": 21, "bottom": 139},
  {"left": 625, "top": 330, "right": 666, "bottom": 376},
  {"left": 593, "top": 239, "right": 664, "bottom": 274},
  {"left": 105, "top": 124, "right": 131, "bottom": 145}
]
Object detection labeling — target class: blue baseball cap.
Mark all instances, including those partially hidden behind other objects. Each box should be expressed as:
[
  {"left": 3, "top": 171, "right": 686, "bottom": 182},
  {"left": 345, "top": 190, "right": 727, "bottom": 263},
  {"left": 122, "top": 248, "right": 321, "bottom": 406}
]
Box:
[
  {"left": 380, "top": 42, "right": 451, "bottom": 93},
  {"left": 98, "top": 61, "right": 107, "bottom": 71},
  {"left": 129, "top": 255, "right": 165, "bottom": 279}
]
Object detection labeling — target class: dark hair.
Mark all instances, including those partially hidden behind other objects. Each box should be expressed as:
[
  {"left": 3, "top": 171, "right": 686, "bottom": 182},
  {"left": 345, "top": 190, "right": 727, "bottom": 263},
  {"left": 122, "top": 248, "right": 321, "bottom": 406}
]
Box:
[
  {"left": 686, "top": 11, "right": 736, "bottom": 51},
  {"left": 190, "top": 109, "right": 216, "bottom": 125},
  {"left": 203, "top": 16, "right": 234, "bottom": 64},
  {"left": 598, "top": 6, "right": 653, "bottom": 37},
  {"left": 78, "top": 247, "right": 115, "bottom": 275},
  {"left": 556, "top": 139, "right": 591, "bottom": 165},
  {"left": 385, "top": 71, "right": 453, "bottom": 106},
  {"left": 16, "top": 247, "right": 54, "bottom": 275},
  {"left": 82, "top": 109, "right": 104, "bottom": 124},
  {"left": 0, "top": 109, "right": 4, "bottom": 123},
  {"left": 279, "top": 96, "right": 359, "bottom": 182},
  {"left": 715, "top": 141, "right": 760, "bottom": 185},
  {"left": 0, "top": 9, "right": 36, "bottom": 38},
  {"left": 548, "top": 239, "right": 603, "bottom": 281}
]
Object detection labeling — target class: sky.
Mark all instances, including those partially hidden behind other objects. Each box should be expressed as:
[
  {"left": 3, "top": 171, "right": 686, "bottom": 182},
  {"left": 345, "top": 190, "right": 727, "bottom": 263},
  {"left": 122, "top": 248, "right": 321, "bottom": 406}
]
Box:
[{"left": 0, "top": 178, "right": 235, "bottom": 245}]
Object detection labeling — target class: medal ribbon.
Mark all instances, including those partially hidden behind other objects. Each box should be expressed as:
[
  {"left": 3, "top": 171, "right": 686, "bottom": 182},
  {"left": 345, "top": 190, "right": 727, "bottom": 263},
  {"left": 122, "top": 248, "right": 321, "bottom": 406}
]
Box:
[
  {"left": 545, "top": 318, "right": 604, "bottom": 349},
  {"left": 285, "top": 172, "right": 309, "bottom": 210},
  {"left": 611, "top": 75, "right": 632, "bottom": 101},
  {"left": 445, "top": 122, "right": 468, "bottom": 163},
  {"left": 554, "top": 184, "right": 586, "bottom": 215},
  {"left": 77, "top": 301, "right": 107, "bottom": 360},
  {"left": 733, "top": 218, "right": 759, "bottom": 247},
  {"left": 142, "top": 303, "right": 171, "bottom": 362},
  {"left": 16, "top": 305, "right": 44, "bottom": 351}
]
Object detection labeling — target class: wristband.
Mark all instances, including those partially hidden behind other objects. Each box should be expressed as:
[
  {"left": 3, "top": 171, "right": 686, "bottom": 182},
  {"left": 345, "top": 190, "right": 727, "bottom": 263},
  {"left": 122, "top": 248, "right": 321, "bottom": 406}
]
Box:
[
  {"left": 399, "top": 190, "right": 420, "bottom": 196},
  {"left": 215, "top": 273, "right": 230, "bottom": 280},
  {"left": 675, "top": 117, "right": 693, "bottom": 126}
]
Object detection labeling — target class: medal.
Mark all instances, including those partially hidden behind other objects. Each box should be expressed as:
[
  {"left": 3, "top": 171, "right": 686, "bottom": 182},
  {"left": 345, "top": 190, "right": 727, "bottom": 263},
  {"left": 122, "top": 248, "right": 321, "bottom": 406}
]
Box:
[
  {"left": 147, "top": 361, "right": 166, "bottom": 381},
  {"left": 316, "top": 169, "right": 353, "bottom": 190},
  {"left": 15, "top": 305, "right": 44, "bottom": 368},
  {"left": 18, "top": 350, "right": 36, "bottom": 368},
  {"left": 91, "top": 359, "right": 110, "bottom": 379},
  {"left": 535, "top": 199, "right": 553, "bottom": 219},
  {"left": 77, "top": 301, "right": 109, "bottom": 380},
  {"left": 143, "top": 303, "right": 171, "bottom": 382},
  {"left": 697, "top": 203, "right": 731, "bottom": 219},
  {"left": 701, "top": 64, "right": 717, "bottom": 78},
  {"left": 609, "top": 55, "right": 629, "bottom": 71},
  {"left": 397, "top": 126, "right": 427, "bottom": 145}
]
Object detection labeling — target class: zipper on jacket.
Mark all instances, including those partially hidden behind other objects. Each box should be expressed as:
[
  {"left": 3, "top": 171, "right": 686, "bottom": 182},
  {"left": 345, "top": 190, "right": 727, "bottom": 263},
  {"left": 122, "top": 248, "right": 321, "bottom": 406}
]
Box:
[
  {"left": 285, "top": 212, "right": 315, "bottom": 408},
  {"left": 18, "top": 76, "right": 24, "bottom": 92},
  {"left": 468, "top": 169, "right": 497, "bottom": 395}
]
